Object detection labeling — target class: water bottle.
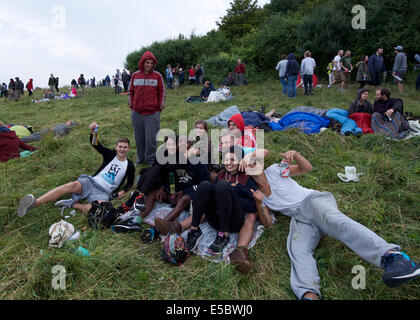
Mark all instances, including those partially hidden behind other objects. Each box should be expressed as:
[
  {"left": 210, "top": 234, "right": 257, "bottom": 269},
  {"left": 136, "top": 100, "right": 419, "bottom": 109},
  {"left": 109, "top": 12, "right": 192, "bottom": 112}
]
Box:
[
  {"left": 68, "top": 231, "right": 81, "bottom": 241},
  {"left": 76, "top": 246, "right": 90, "bottom": 257},
  {"left": 169, "top": 172, "right": 176, "bottom": 195},
  {"left": 92, "top": 125, "right": 99, "bottom": 145},
  {"left": 279, "top": 160, "right": 290, "bottom": 178}
]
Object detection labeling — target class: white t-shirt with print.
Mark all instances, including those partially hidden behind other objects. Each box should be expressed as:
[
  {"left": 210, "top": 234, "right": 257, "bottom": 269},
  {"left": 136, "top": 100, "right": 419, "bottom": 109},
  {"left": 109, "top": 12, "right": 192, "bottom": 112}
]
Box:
[
  {"left": 93, "top": 157, "right": 128, "bottom": 194},
  {"left": 333, "top": 55, "right": 342, "bottom": 71},
  {"left": 262, "top": 164, "right": 313, "bottom": 211}
]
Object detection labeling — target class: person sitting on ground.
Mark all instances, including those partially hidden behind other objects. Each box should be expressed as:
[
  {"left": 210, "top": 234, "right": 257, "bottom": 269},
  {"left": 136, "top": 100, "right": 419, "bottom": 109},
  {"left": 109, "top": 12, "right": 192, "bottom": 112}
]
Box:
[
  {"left": 185, "top": 146, "right": 261, "bottom": 255},
  {"left": 261, "top": 150, "right": 420, "bottom": 300},
  {"left": 16, "top": 122, "right": 135, "bottom": 217},
  {"left": 200, "top": 81, "right": 215, "bottom": 101},
  {"left": 348, "top": 88, "right": 372, "bottom": 116},
  {"left": 0, "top": 121, "right": 37, "bottom": 162},
  {"left": 222, "top": 72, "right": 235, "bottom": 86},
  {"left": 116, "top": 135, "right": 210, "bottom": 237},
  {"left": 371, "top": 88, "right": 410, "bottom": 139},
  {"left": 155, "top": 133, "right": 271, "bottom": 251}
]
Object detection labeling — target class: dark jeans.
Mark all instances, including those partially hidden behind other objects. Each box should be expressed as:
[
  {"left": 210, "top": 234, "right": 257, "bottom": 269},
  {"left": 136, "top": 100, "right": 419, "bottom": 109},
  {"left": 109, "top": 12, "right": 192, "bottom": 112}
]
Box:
[
  {"left": 416, "top": 74, "right": 420, "bottom": 91},
  {"left": 191, "top": 181, "right": 245, "bottom": 233},
  {"left": 370, "top": 71, "right": 382, "bottom": 86},
  {"left": 303, "top": 74, "right": 313, "bottom": 94},
  {"left": 359, "top": 81, "right": 368, "bottom": 89}
]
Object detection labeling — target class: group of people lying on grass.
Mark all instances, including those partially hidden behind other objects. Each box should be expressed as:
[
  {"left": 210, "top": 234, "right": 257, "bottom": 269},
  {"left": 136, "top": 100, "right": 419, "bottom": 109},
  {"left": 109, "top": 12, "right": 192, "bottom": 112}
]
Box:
[
  {"left": 16, "top": 116, "right": 420, "bottom": 300},
  {"left": 0, "top": 120, "right": 77, "bottom": 162}
]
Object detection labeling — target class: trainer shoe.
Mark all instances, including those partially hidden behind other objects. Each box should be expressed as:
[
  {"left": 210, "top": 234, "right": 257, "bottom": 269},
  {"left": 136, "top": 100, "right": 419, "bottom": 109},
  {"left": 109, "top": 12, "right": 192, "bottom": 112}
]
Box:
[
  {"left": 54, "top": 199, "right": 75, "bottom": 208},
  {"left": 111, "top": 216, "right": 142, "bottom": 234},
  {"left": 141, "top": 226, "right": 159, "bottom": 244},
  {"left": 208, "top": 232, "right": 230, "bottom": 255},
  {"left": 381, "top": 251, "right": 420, "bottom": 288},
  {"left": 154, "top": 218, "right": 182, "bottom": 236},
  {"left": 17, "top": 194, "right": 36, "bottom": 218},
  {"left": 134, "top": 193, "right": 146, "bottom": 213},
  {"left": 186, "top": 227, "right": 203, "bottom": 252},
  {"left": 229, "top": 246, "right": 251, "bottom": 274}
]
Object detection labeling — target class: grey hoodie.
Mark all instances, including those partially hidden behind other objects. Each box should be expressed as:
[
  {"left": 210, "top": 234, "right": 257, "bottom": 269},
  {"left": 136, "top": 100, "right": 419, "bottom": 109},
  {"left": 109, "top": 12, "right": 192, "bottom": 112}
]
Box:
[{"left": 393, "top": 52, "right": 407, "bottom": 73}]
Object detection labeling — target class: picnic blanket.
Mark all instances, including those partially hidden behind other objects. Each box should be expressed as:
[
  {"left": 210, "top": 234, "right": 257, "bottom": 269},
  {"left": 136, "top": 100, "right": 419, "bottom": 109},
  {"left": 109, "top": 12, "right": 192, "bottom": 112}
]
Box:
[
  {"left": 143, "top": 202, "right": 276, "bottom": 263},
  {"left": 206, "top": 87, "right": 233, "bottom": 103},
  {"left": 269, "top": 111, "right": 330, "bottom": 134},
  {"left": 206, "top": 105, "right": 241, "bottom": 127}
]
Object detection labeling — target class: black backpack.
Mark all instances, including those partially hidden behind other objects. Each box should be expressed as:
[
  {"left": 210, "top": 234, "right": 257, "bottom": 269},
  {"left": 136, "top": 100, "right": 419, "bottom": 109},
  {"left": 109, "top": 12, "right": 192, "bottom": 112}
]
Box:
[{"left": 87, "top": 201, "right": 119, "bottom": 229}]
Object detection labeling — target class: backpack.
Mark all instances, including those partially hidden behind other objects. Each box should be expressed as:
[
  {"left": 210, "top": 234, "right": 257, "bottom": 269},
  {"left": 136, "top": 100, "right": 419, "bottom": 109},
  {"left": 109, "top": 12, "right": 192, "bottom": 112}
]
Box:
[
  {"left": 87, "top": 201, "right": 119, "bottom": 229},
  {"left": 161, "top": 235, "right": 189, "bottom": 266}
]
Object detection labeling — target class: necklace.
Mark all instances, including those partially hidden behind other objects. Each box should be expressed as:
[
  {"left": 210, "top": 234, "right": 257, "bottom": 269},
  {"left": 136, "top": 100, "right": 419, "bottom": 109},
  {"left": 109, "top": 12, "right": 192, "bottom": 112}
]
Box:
[{"left": 224, "top": 171, "right": 239, "bottom": 186}]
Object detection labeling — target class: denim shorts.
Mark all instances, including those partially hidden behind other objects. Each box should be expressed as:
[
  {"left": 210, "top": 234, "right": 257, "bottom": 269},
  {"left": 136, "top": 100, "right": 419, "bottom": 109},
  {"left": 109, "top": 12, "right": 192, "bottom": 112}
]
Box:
[{"left": 72, "top": 174, "right": 111, "bottom": 203}]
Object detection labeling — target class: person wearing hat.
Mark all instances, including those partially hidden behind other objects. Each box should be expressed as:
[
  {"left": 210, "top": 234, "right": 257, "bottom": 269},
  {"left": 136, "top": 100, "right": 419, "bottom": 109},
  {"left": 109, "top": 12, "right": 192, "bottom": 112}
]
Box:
[{"left": 393, "top": 45, "right": 407, "bottom": 94}]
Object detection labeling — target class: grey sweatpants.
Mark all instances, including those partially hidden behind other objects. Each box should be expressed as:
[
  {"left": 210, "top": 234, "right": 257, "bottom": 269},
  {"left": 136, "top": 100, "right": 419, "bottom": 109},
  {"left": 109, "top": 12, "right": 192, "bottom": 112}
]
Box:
[
  {"left": 282, "top": 191, "right": 399, "bottom": 299},
  {"left": 131, "top": 111, "right": 160, "bottom": 166}
]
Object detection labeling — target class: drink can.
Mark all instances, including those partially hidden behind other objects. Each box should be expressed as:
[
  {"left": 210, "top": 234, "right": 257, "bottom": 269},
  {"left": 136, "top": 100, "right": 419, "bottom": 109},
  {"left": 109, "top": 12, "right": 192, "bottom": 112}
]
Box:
[{"left": 280, "top": 160, "right": 290, "bottom": 178}]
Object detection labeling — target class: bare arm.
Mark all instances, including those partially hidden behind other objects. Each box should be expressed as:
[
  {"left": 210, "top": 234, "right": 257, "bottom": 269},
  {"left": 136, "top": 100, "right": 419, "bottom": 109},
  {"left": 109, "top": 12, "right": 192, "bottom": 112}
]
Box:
[{"left": 251, "top": 189, "right": 273, "bottom": 227}]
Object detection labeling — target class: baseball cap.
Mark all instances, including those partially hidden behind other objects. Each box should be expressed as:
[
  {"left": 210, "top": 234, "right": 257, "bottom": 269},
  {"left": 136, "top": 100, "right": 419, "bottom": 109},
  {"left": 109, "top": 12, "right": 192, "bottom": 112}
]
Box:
[{"left": 394, "top": 45, "right": 403, "bottom": 51}]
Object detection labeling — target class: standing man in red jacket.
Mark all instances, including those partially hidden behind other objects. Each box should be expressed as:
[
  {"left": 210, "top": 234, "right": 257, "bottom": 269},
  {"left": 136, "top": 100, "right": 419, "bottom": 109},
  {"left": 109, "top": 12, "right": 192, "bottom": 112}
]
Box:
[
  {"left": 129, "top": 51, "right": 165, "bottom": 167},
  {"left": 234, "top": 59, "right": 246, "bottom": 86}
]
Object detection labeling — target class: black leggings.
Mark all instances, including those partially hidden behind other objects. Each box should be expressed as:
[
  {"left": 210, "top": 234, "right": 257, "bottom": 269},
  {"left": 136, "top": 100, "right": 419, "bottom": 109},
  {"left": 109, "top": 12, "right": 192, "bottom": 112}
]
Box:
[
  {"left": 191, "top": 181, "right": 245, "bottom": 233},
  {"left": 124, "top": 164, "right": 163, "bottom": 207}
]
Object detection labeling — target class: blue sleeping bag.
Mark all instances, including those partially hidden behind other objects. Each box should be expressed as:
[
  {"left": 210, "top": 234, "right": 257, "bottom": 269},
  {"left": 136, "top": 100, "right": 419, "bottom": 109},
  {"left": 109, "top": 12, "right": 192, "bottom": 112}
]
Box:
[
  {"left": 326, "top": 109, "right": 362, "bottom": 136},
  {"left": 269, "top": 111, "right": 330, "bottom": 134}
]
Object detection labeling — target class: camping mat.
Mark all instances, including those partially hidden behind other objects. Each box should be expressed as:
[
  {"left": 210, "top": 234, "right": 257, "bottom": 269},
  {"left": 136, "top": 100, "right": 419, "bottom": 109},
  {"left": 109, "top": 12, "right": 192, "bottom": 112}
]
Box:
[{"left": 143, "top": 201, "right": 276, "bottom": 264}]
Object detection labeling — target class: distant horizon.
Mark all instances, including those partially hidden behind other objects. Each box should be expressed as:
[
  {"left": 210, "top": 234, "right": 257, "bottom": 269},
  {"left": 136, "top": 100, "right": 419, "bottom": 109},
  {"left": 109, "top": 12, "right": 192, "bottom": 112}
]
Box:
[{"left": 0, "top": 0, "right": 270, "bottom": 87}]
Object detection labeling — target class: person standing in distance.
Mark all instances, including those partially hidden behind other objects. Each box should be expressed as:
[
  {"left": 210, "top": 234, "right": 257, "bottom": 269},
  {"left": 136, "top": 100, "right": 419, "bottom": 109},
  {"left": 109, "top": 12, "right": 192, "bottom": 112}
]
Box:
[{"left": 129, "top": 51, "right": 165, "bottom": 167}]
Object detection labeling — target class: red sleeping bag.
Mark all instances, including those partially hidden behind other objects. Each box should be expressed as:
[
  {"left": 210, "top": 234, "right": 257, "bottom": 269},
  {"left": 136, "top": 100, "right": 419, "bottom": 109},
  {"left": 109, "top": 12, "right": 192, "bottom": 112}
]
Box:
[
  {"left": 297, "top": 74, "right": 319, "bottom": 88},
  {"left": 349, "top": 113, "right": 374, "bottom": 134}
]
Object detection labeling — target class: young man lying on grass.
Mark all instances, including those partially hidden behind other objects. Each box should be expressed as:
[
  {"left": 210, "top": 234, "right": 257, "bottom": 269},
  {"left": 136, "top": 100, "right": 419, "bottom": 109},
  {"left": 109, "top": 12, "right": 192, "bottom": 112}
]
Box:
[
  {"left": 252, "top": 150, "right": 420, "bottom": 300},
  {"left": 17, "top": 122, "right": 135, "bottom": 217}
]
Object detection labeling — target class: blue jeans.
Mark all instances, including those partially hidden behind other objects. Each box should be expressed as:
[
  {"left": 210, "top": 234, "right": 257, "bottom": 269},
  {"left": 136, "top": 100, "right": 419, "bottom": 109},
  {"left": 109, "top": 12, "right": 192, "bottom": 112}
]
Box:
[
  {"left": 280, "top": 77, "right": 287, "bottom": 95},
  {"left": 167, "top": 78, "right": 173, "bottom": 89},
  {"left": 287, "top": 75, "right": 297, "bottom": 97}
]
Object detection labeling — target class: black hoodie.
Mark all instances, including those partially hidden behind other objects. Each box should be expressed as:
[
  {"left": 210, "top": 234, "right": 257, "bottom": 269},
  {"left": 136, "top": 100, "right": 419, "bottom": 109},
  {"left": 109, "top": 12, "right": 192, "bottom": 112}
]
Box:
[{"left": 348, "top": 89, "right": 373, "bottom": 115}]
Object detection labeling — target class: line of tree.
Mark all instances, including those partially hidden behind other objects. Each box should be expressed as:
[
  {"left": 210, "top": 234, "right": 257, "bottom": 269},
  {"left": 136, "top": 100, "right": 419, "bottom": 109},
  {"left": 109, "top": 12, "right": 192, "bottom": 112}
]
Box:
[{"left": 125, "top": 0, "right": 420, "bottom": 84}]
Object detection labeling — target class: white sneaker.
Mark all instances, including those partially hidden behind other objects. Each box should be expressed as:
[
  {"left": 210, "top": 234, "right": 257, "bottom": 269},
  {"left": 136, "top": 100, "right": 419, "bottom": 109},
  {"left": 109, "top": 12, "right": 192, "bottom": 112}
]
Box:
[
  {"left": 55, "top": 199, "right": 74, "bottom": 208},
  {"left": 17, "top": 194, "right": 36, "bottom": 218}
]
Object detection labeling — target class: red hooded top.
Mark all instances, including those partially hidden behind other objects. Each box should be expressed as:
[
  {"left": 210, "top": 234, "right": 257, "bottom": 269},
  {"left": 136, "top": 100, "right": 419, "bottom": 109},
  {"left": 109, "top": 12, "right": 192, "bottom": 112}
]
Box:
[
  {"left": 228, "top": 113, "right": 257, "bottom": 148},
  {"left": 235, "top": 63, "right": 246, "bottom": 74},
  {"left": 26, "top": 79, "right": 33, "bottom": 91},
  {"left": 129, "top": 51, "right": 165, "bottom": 116},
  {"left": 0, "top": 129, "right": 37, "bottom": 162}
]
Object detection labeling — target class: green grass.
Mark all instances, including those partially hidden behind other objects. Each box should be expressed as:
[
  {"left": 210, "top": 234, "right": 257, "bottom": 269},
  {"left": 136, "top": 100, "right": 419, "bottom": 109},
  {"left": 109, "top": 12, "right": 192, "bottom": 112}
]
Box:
[{"left": 0, "top": 81, "right": 419, "bottom": 300}]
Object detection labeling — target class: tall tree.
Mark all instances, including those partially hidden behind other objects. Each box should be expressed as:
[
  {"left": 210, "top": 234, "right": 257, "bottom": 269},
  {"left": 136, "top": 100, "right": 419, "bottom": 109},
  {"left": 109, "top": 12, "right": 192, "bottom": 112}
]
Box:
[{"left": 216, "top": 0, "right": 264, "bottom": 41}]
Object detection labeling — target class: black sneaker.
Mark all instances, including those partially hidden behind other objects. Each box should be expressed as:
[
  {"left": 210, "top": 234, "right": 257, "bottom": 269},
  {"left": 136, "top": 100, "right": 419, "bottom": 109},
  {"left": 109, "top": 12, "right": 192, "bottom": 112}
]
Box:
[
  {"left": 141, "top": 226, "right": 159, "bottom": 244},
  {"left": 208, "top": 232, "right": 230, "bottom": 255},
  {"left": 111, "top": 216, "right": 142, "bottom": 233},
  {"left": 381, "top": 251, "right": 420, "bottom": 288},
  {"left": 134, "top": 194, "right": 146, "bottom": 212},
  {"left": 186, "top": 227, "right": 203, "bottom": 252}
]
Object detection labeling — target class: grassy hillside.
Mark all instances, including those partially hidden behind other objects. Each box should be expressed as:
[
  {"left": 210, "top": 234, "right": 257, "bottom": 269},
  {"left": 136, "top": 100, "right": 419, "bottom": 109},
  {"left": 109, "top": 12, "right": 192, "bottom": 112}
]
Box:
[{"left": 0, "top": 81, "right": 419, "bottom": 300}]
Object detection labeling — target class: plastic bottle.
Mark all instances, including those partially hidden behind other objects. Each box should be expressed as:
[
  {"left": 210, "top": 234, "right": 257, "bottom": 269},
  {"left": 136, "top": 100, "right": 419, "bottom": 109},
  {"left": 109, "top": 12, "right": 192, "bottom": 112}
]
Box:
[
  {"left": 92, "top": 125, "right": 99, "bottom": 145},
  {"left": 68, "top": 231, "right": 81, "bottom": 241},
  {"left": 169, "top": 172, "right": 176, "bottom": 194},
  {"left": 76, "top": 246, "right": 90, "bottom": 257}
]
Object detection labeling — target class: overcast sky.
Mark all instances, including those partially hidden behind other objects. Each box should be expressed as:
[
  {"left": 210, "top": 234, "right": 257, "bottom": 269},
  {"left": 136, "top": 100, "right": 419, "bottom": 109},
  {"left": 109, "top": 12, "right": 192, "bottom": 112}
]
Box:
[{"left": 0, "top": 0, "right": 270, "bottom": 87}]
